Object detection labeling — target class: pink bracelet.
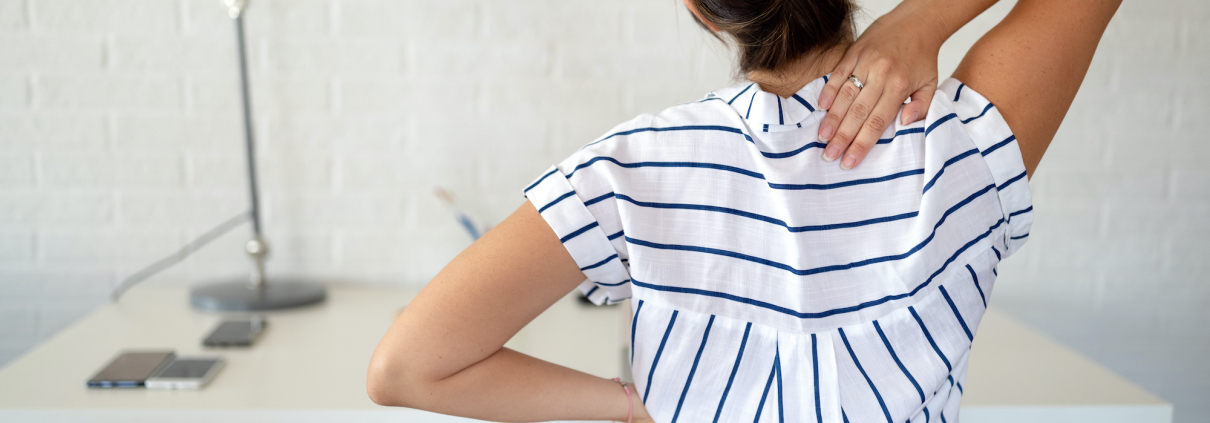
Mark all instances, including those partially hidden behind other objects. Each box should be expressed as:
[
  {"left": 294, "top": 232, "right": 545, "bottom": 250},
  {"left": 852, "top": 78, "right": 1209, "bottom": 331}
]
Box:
[{"left": 611, "top": 377, "right": 633, "bottom": 423}]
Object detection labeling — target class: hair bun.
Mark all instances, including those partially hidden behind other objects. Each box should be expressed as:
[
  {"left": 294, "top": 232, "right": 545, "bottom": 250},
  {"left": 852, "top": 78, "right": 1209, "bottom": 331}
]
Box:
[{"left": 689, "top": 0, "right": 853, "bottom": 73}]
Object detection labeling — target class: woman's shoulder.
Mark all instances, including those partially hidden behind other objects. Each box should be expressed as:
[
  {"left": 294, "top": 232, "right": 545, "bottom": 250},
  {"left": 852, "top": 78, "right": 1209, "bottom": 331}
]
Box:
[
  {"left": 574, "top": 89, "right": 749, "bottom": 156},
  {"left": 929, "top": 78, "right": 1033, "bottom": 256}
]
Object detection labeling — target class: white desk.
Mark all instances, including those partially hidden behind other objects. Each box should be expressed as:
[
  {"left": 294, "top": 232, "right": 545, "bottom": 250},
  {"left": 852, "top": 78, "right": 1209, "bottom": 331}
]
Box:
[{"left": 0, "top": 285, "right": 1171, "bottom": 423}]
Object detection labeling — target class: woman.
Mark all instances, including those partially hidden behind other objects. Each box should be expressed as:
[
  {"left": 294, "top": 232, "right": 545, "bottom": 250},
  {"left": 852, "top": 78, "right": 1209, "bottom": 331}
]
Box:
[{"left": 368, "top": 0, "right": 1120, "bottom": 422}]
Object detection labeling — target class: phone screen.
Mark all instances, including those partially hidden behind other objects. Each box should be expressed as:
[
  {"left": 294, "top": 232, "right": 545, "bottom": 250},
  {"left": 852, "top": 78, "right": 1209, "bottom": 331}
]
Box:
[
  {"left": 88, "top": 351, "right": 175, "bottom": 388},
  {"left": 154, "top": 359, "right": 222, "bottom": 378},
  {"left": 203, "top": 317, "right": 266, "bottom": 347}
]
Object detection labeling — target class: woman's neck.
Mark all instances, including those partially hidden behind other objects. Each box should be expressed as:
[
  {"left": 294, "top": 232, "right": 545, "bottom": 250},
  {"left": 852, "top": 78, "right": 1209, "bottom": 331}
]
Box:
[{"left": 748, "top": 42, "right": 851, "bottom": 98}]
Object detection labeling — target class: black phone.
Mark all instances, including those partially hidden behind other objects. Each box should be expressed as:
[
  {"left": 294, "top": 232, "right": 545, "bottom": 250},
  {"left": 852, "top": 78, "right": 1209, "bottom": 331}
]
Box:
[
  {"left": 87, "top": 350, "right": 176, "bottom": 388},
  {"left": 202, "top": 316, "right": 267, "bottom": 347}
]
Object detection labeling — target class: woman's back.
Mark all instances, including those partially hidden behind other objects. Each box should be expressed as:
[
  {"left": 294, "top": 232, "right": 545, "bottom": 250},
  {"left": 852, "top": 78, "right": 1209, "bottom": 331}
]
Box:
[
  {"left": 523, "top": 76, "right": 1031, "bottom": 422},
  {"left": 367, "top": 1, "right": 1119, "bottom": 422}
]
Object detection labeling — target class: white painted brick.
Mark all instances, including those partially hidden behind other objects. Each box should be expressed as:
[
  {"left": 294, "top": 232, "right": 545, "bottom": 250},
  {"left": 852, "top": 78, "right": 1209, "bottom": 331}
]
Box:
[
  {"left": 557, "top": 43, "right": 702, "bottom": 82},
  {"left": 989, "top": 267, "right": 1101, "bottom": 308},
  {"left": 30, "top": 0, "right": 179, "bottom": 34},
  {"left": 258, "top": 155, "right": 335, "bottom": 191},
  {"left": 1172, "top": 168, "right": 1210, "bottom": 202},
  {"left": 110, "top": 35, "right": 235, "bottom": 73},
  {"left": 0, "top": 0, "right": 27, "bottom": 31},
  {"left": 263, "top": 193, "right": 407, "bottom": 226},
  {"left": 1102, "top": 125, "right": 1172, "bottom": 170},
  {"left": 261, "top": 115, "right": 407, "bottom": 152},
  {"left": 406, "top": 116, "right": 552, "bottom": 190},
  {"left": 181, "top": 226, "right": 337, "bottom": 274},
  {"left": 242, "top": 0, "right": 330, "bottom": 36},
  {"left": 552, "top": 115, "right": 626, "bottom": 153},
  {"left": 186, "top": 153, "right": 333, "bottom": 191},
  {"left": 1070, "top": 89, "right": 1175, "bottom": 130},
  {"left": 185, "top": 153, "right": 248, "bottom": 189},
  {"left": 0, "top": 73, "right": 29, "bottom": 110},
  {"left": 263, "top": 38, "right": 402, "bottom": 76},
  {"left": 622, "top": 1, "right": 700, "bottom": 46},
  {"left": 335, "top": 154, "right": 414, "bottom": 192},
  {"left": 1034, "top": 231, "right": 1164, "bottom": 272},
  {"left": 1096, "top": 270, "right": 1207, "bottom": 312},
  {"left": 1036, "top": 168, "right": 1168, "bottom": 203},
  {"left": 37, "top": 74, "right": 182, "bottom": 111},
  {"left": 0, "top": 113, "right": 108, "bottom": 151},
  {"left": 0, "top": 229, "right": 34, "bottom": 263},
  {"left": 1174, "top": 82, "right": 1210, "bottom": 132},
  {"left": 40, "top": 153, "right": 184, "bottom": 188},
  {"left": 484, "top": 79, "right": 623, "bottom": 121},
  {"left": 189, "top": 75, "right": 330, "bottom": 112},
  {"left": 0, "top": 154, "right": 34, "bottom": 186},
  {"left": 334, "top": 0, "right": 406, "bottom": 38},
  {"left": 477, "top": 152, "right": 557, "bottom": 194},
  {"left": 1168, "top": 229, "right": 1210, "bottom": 273},
  {"left": 626, "top": 80, "right": 712, "bottom": 117},
  {"left": 0, "top": 191, "right": 114, "bottom": 224},
  {"left": 36, "top": 300, "right": 106, "bottom": 338},
  {"left": 176, "top": 225, "right": 252, "bottom": 265},
  {"left": 9, "top": 270, "right": 118, "bottom": 300},
  {"left": 0, "top": 307, "right": 37, "bottom": 338},
  {"left": 1101, "top": 10, "right": 1179, "bottom": 54},
  {"left": 483, "top": 0, "right": 621, "bottom": 43},
  {"left": 338, "top": 76, "right": 473, "bottom": 114},
  {"left": 0, "top": 35, "right": 105, "bottom": 70},
  {"left": 257, "top": 230, "right": 336, "bottom": 266},
  {"left": 39, "top": 228, "right": 184, "bottom": 263},
  {"left": 113, "top": 114, "right": 243, "bottom": 151},
  {"left": 117, "top": 192, "right": 245, "bottom": 226},
  {"left": 1033, "top": 201, "right": 1103, "bottom": 239},
  {"left": 411, "top": 40, "right": 548, "bottom": 78},
  {"left": 339, "top": 226, "right": 462, "bottom": 283},
  {"left": 180, "top": 0, "right": 231, "bottom": 36},
  {"left": 1180, "top": 7, "right": 1210, "bottom": 58},
  {"left": 1046, "top": 122, "right": 1111, "bottom": 171},
  {"left": 338, "top": 0, "right": 478, "bottom": 39},
  {"left": 1103, "top": 203, "right": 1180, "bottom": 240}
]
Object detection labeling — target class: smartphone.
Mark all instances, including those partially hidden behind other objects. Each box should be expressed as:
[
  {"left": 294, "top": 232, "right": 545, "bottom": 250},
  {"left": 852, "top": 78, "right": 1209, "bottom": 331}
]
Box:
[
  {"left": 202, "top": 315, "right": 267, "bottom": 347},
  {"left": 87, "top": 350, "right": 176, "bottom": 388},
  {"left": 145, "top": 357, "right": 225, "bottom": 389}
]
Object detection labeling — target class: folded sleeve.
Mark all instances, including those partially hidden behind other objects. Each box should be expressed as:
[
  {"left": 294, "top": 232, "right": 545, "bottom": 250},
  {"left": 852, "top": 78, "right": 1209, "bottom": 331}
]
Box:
[
  {"left": 938, "top": 78, "right": 1034, "bottom": 256},
  {"left": 523, "top": 165, "right": 632, "bottom": 305}
]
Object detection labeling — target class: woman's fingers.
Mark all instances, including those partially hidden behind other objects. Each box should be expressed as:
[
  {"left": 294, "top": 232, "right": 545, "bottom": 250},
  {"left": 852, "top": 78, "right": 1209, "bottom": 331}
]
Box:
[
  {"left": 818, "top": 51, "right": 859, "bottom": 111},
  {"left": 823, "top": 74, "right": 881, "bottom": 164},
  {"left": 817, "top": 52, "right": 860, "bottom": 143},
  {"left": 842, "top": 81, "right": 909, "bottom": 169},
  {"left": 900, "top": 84, "right": 936, "bottom": 124}
]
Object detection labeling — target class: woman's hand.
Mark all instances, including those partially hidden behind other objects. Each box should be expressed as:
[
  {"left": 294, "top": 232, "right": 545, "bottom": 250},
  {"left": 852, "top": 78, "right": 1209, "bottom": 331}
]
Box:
[{"left": 816, "top": 7, "right": 948, "bottom": 170}]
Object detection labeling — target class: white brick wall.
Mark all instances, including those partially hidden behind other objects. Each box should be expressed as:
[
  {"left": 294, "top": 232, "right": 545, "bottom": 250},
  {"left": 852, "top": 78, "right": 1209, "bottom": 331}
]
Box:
[{"left": 1, "top": 0, "right": 1207, "bottom": 412}]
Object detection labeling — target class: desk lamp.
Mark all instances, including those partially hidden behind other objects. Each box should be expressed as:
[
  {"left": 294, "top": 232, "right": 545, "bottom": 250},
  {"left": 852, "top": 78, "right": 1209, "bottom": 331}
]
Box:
[{"left": 190, "top": 0, "right": 327, "bottom": 311}]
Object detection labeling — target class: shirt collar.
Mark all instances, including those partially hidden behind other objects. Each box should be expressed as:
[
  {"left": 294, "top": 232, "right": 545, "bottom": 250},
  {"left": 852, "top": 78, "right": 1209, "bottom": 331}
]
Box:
[{"left": 708, "top": 75, "right": 829, "bottom": 127}]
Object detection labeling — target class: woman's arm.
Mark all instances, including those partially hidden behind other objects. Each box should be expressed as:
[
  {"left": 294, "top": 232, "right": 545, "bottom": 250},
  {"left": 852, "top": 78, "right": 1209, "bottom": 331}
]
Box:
[
  {"left": 817, "top": 0, "right": 999, "bottom": 169},
  {"left": 953, "top": 0, "right": 1121, "bottom": 177},
  {"left": 367, "top": 201, "right": 652, "bottom": 422}
]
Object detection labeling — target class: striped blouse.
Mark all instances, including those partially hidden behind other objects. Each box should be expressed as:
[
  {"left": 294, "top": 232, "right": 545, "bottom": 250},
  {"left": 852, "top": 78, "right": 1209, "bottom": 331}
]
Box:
[{"left": 523, "top": 76, "right": 1032, "bottom": 423}]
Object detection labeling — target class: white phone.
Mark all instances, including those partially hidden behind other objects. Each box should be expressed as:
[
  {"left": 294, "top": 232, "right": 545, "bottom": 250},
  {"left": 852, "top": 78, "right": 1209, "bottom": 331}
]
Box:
[{"left": 145, "top": 357, "right": 225, "bottom": 389}]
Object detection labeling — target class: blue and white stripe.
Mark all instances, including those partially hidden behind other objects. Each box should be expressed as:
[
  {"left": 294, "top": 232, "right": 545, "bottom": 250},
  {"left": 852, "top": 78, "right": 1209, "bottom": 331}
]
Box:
[{"left": 523, "top": 76, "right": 1031, "bottom": 422}]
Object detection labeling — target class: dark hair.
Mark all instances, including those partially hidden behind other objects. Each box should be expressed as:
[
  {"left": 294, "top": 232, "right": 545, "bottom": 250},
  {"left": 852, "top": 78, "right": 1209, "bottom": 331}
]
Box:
[{"left": 687, "top": 0, "right": 854, "bottom": 73}]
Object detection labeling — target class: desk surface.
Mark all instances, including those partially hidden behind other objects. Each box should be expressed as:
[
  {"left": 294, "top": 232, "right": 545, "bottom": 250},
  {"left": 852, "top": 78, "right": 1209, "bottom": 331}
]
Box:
[{"left": 0, "top": 285, "right": 1171, "bottom": 422}]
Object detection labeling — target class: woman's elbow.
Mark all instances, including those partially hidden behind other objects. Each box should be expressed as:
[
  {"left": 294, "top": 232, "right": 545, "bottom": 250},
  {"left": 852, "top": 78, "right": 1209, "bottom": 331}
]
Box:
[
  {"left": 366, "top": 347, "right": 426, "bottom": 407},
  {"left": 366, "top": 354, "right": 403, "bottom": 406}
]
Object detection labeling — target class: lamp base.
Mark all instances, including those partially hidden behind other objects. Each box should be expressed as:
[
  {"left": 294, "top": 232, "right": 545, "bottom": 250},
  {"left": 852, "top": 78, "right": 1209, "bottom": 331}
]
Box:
[{"left": 190, "top": 279, "right": 327, "bottom": 311}]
